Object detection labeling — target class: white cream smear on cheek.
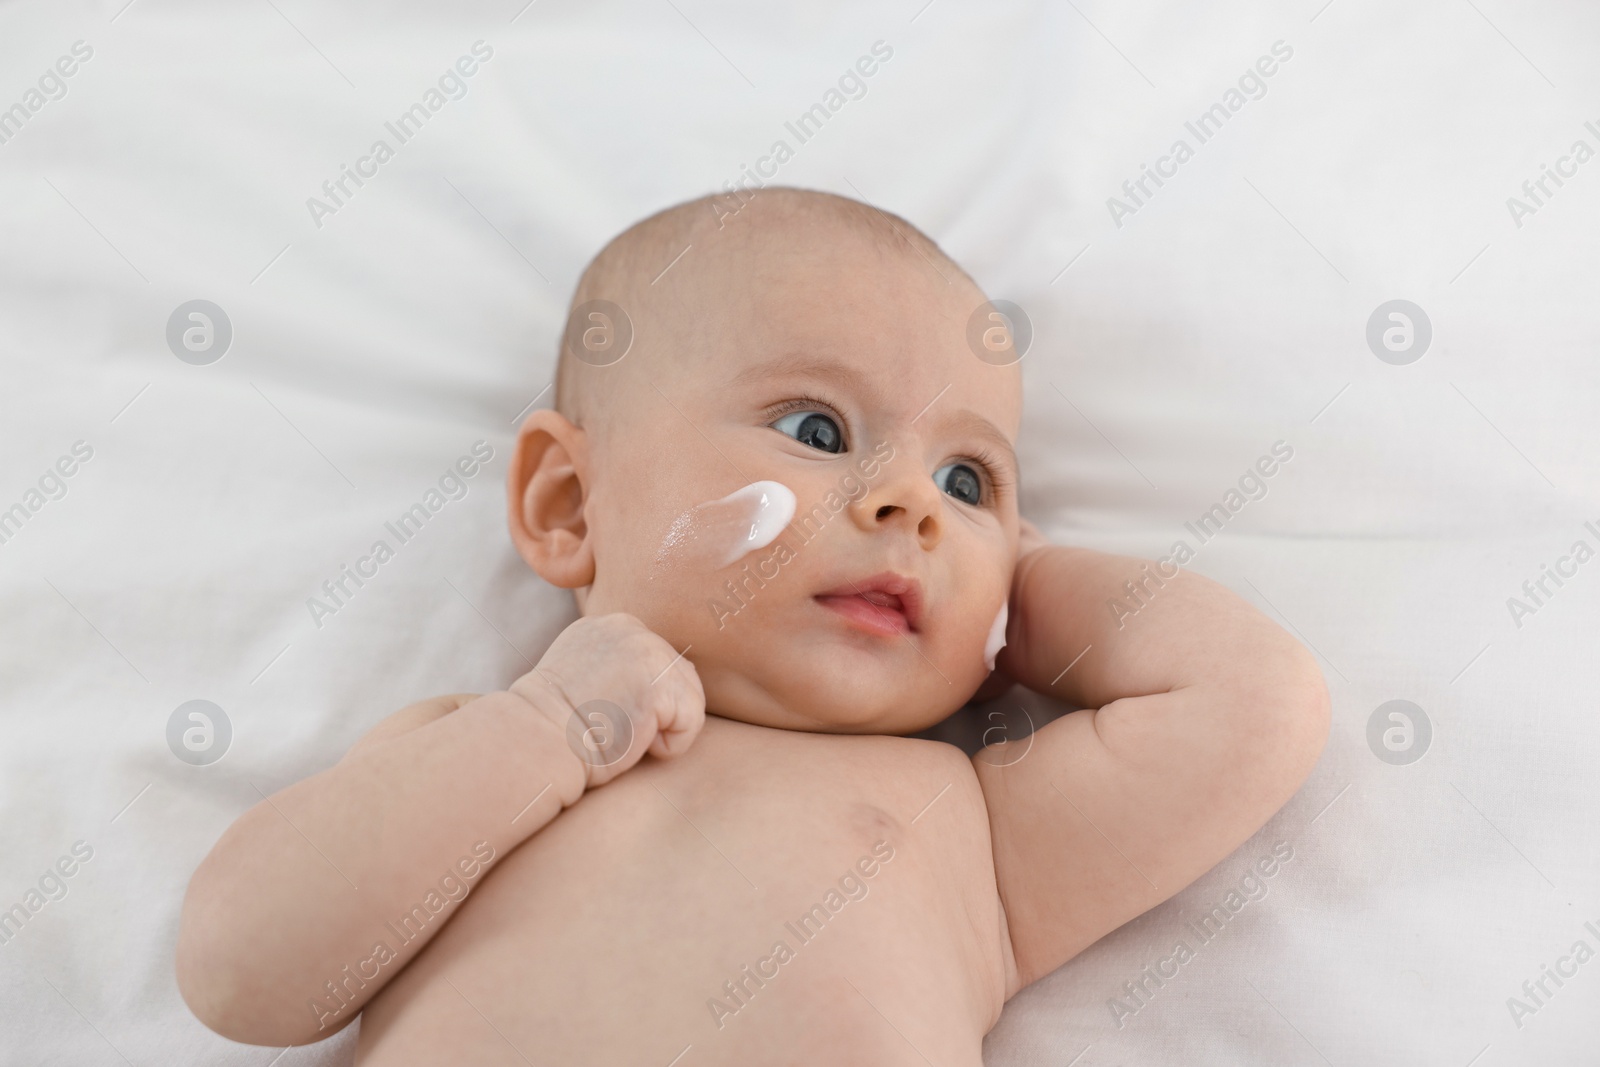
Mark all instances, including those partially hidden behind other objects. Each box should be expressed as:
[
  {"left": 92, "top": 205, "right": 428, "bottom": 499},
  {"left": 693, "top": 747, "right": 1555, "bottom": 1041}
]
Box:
[
  {"left": 655, "top": 481, "right": 798, "bottom": 571},
  {"left": 983, "top": 601, "right": 1008, "bottom": 671}
]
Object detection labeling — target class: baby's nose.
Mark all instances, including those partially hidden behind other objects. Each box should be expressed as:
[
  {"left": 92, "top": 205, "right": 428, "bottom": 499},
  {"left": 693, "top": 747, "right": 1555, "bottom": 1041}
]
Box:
[{"left": 855, "top": 478, "right": 942, "bottom": 550}]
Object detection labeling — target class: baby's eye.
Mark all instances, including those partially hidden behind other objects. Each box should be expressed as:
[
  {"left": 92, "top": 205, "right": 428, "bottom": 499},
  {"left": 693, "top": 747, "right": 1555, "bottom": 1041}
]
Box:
[
  {"left": 934, "top": 462, "right": 983, "bottom": 505},
  {"left": 771, "top": 410, "right": 844, "bottom": 454}
]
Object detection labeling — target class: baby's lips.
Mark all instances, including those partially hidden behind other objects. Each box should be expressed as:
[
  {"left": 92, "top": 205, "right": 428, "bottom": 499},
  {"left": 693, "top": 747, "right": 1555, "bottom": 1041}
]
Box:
[
  {"left": 813, "top": 571, "right": 924, "bottom": 632},
  {"left": 814, "top": 593, "right": 908, "bottom": 637},
  {"left": 812, "top": 571, "right": 927, "bottom": 639}
]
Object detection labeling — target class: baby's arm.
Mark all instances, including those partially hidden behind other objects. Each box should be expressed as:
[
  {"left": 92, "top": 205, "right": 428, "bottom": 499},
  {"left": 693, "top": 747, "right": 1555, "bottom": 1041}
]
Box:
[
  {"left": 975, "top": 543, "right": 1329, "bottom": 992},
  {"left": 175, "top": 614, "right": 702, "bottom": 1047}
]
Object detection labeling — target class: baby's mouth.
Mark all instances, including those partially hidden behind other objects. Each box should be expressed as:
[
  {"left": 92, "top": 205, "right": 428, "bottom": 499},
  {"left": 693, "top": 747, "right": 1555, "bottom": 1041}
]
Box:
[{"left": 813, "top": 572, "right": 923, "bottom": 637}]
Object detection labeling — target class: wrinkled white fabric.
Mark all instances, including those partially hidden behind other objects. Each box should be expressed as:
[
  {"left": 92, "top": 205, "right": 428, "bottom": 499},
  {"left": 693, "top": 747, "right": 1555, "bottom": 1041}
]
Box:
[{"left": 0, "top": 2, "right": 1594, "bottom": 1064}]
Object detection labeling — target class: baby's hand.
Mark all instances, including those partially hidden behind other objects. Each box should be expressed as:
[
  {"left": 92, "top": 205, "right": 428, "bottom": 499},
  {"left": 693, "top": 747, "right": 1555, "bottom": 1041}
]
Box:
[{"left": 509, "top": 614, "right": 705, "bottom": 788}]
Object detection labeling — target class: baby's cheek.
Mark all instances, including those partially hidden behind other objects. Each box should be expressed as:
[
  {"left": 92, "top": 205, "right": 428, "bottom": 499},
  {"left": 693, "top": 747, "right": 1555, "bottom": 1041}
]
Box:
[{"left": 983, "top": 601, "right": 1008, "bottom": 671}]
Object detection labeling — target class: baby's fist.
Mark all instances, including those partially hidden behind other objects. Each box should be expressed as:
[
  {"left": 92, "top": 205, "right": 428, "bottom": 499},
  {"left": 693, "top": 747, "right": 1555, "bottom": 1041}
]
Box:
[{"left": 511, "top": 613, "right": 705, "bottom": 788}]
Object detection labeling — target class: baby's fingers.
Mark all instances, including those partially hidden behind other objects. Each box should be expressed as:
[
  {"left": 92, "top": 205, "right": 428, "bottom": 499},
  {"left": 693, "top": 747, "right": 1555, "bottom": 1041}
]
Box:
[{"left": 642, "top": 656, "right": 705, "bottom": 760}]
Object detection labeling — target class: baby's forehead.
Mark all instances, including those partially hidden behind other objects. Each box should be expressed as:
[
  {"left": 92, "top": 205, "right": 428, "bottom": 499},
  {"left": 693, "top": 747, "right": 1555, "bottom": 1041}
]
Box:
[
  {"left": 688, "top": 216, "right": 981, "bottom": 332},
  {"left": 561, "top": 189, "right": 1017, "bottom": 434},
  {"left": 629, "top": 190, "right": 975, "bottom": 306},
  {"left": 640, "top": 248, "right": 1016, "bottom": 439}
]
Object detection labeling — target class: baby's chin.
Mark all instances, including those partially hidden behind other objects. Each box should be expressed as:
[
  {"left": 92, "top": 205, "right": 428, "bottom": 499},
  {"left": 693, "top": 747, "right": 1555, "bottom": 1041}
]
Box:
[{"left": 698, "top": 660, "right": 976, "bottom": 736}]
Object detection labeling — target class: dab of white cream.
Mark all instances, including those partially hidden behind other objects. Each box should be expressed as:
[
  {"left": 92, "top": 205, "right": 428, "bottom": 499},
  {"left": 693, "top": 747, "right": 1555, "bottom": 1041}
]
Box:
[
  {"left": 716, "top": 481, "right": 797, "bottom": 565},
  {"left": 983, "top": 601, "right": 1008, "bottom": 671},
  {"left": 655, "top": 480, "right": 797, "bottom": 571}
]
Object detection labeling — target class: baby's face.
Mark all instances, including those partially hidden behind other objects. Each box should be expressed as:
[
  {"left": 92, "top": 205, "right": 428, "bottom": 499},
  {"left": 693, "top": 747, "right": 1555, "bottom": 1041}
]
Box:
[{"left": 575, "top": 228, "right": 1021, "bottom": 734}]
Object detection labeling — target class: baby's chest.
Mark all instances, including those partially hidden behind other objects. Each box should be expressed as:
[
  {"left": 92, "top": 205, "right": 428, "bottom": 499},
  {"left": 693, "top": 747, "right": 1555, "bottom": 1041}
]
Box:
[
  {"left": 360, "top": 732, "right": 1011, "bottom": 1065},
  {"left": 489, "top": 733, "right": 1006, "bottom": 985},
  {"left": 624, "top": 727, "right": 1009, "bottom": 978}
]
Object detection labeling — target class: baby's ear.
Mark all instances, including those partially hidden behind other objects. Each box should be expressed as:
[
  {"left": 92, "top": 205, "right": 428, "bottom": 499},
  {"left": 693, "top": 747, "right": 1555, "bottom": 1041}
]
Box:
[{"left": 507, "top": 409, "right": 594, "bottom": 588}]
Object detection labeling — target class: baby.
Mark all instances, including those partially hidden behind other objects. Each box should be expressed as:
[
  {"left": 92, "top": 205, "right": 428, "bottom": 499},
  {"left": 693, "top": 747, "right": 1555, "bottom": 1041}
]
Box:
[{"left": 176, "top": 188, "right": 1329, "bottom": 1065}]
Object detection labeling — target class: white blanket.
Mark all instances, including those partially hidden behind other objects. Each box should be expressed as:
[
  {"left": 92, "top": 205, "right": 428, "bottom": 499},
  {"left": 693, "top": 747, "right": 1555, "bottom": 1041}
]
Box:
[{"left": 2, "top": 0, "right": 1596, "bottom": 1063}]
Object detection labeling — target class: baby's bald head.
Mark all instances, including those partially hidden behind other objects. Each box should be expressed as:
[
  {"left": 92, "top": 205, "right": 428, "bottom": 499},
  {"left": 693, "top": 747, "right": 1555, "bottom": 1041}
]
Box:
[
  {"left": 554, "top": 187, "right": 978, "bottom": 434},
  {"left": 512, "top": 186, "right": 1024, "bottom": 732}
]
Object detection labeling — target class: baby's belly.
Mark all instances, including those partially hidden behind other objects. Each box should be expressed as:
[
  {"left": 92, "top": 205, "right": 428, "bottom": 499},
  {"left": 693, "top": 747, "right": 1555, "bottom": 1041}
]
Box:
[{"left": 354, "top": 718, "right": 1006, "bottom": 1067}]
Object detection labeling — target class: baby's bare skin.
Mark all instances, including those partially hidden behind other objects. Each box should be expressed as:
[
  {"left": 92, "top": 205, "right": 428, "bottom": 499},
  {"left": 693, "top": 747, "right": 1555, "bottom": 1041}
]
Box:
[
  {"left": 175, "top": 190, "right": 1329, "bottom": 1063},
  {"left": 357, "top": 714, "right": 1008, "bottom": 1066}
]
